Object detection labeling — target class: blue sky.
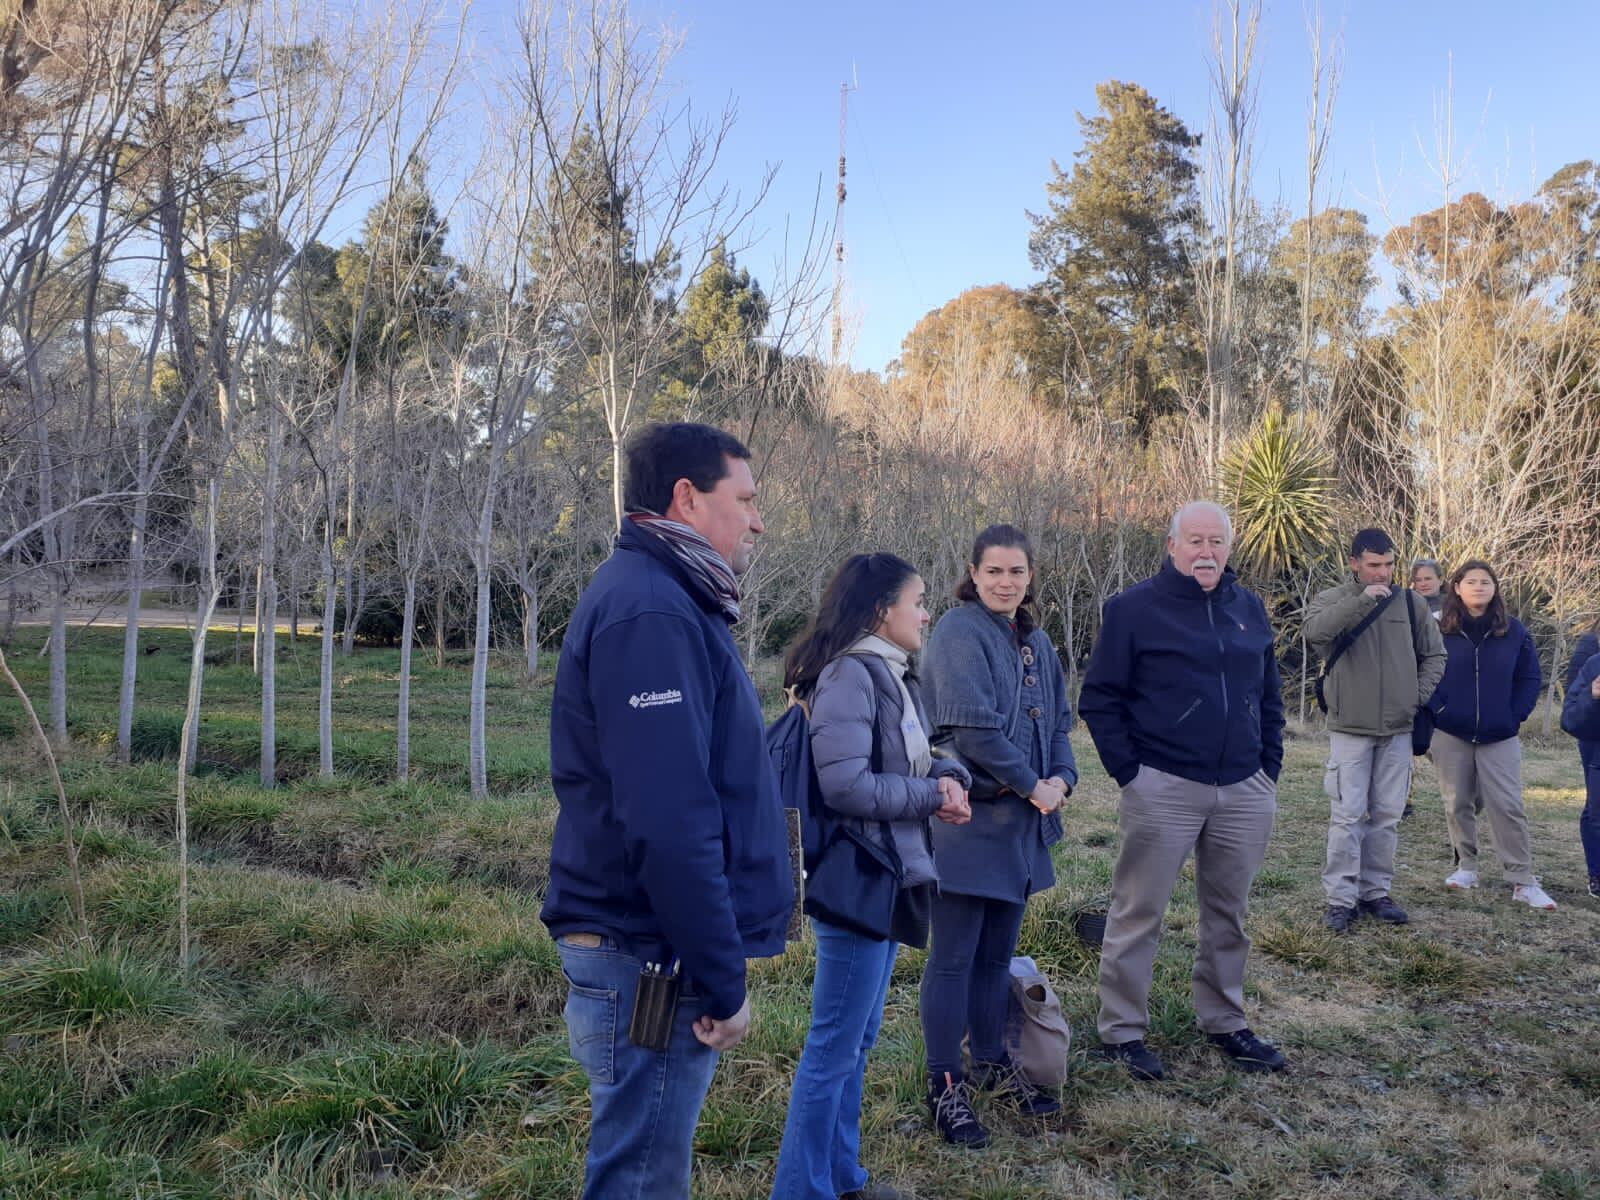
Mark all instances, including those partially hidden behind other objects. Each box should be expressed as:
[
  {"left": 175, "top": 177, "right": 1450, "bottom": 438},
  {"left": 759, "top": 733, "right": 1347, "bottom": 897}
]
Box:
[{"left": 470, "top": 2, "right": 1600, "bottom": 372}]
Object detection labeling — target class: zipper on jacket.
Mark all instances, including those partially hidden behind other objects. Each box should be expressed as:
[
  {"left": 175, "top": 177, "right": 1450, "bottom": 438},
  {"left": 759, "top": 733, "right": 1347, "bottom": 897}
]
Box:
[
  {"left": 1472, "top": 642, "right": 1482, "bottom": 744},
  {"left": 1207, "top": 594, "right": 1229, "bottom": 777}
]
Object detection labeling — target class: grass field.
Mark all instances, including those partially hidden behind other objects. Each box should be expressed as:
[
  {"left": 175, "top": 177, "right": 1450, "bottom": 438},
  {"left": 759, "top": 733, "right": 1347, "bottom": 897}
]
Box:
[{"left": 2, "top": 625, "right": 1599, "bottom": 1199}]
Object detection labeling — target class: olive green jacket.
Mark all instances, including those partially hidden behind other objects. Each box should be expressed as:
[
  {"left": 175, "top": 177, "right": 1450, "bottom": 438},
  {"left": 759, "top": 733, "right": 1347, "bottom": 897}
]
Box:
[{"left": 1305, "top": 581, "right": 1446, "bottom": 737}]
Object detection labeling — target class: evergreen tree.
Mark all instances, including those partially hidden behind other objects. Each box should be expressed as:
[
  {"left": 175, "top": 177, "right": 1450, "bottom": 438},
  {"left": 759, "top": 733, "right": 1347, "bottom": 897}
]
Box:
[{"left": 1027, "top": 80, "right": 1203, "bottom": 434}]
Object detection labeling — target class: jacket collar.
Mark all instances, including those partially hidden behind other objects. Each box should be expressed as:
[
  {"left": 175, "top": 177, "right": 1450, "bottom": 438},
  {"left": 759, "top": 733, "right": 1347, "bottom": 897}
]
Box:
[
  {"left": 966, "top": 599, "right": 1026, "bottom": 645},
  {"left": 615, "top": 520, "right": 725, "bottom": 618},
  {"left": 1152, "top": 556, "right": 1237, "bottom": 602}
]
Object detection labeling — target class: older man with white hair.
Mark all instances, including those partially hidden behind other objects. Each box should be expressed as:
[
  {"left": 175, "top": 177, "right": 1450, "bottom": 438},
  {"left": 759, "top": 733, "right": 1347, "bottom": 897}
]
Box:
[{"left": 1079, "top": 501, "right": 1287, "bottom": 1081}]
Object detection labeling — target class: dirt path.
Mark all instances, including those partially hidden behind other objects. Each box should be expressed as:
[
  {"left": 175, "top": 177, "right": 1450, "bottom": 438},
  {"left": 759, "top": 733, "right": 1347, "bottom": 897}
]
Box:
[{"left": 14, "top": 606, "right": 295, "bottom": 633}]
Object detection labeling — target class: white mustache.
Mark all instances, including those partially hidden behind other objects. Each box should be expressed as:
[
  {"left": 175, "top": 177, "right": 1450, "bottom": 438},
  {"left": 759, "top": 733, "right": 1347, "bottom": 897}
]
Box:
[{"left": 1194, "top": 559, "right": 1219, "bottom": 571}]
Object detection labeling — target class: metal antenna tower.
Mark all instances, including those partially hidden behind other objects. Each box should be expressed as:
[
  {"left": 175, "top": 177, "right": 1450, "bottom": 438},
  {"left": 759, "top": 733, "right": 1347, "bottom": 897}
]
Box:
[{"left": 830, "top": 73, "right": 856, "bottom": 366}]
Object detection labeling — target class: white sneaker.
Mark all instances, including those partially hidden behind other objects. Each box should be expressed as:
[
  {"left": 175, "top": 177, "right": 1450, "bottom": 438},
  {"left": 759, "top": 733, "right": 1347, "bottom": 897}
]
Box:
[
  {"left": 1444, "top": 869, "right": 1478, "bottom": 889},
  {"left": 1512, "top": 881, "right": 1557, "bottom": 910}
]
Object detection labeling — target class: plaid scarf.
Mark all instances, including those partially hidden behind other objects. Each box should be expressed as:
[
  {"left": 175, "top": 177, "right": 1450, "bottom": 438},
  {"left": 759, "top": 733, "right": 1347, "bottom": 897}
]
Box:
[{"left": 627, "top": 512, "right": 742, "bottom": 623}]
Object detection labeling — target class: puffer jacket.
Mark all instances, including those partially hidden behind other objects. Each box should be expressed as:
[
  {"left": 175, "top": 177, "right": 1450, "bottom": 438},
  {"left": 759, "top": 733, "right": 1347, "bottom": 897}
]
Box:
[{"left": 808, "top": 651, "right": 971, "bottom": 888}]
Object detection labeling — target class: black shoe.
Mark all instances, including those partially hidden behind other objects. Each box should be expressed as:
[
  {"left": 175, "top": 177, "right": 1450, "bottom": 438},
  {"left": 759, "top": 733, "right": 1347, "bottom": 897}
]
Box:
[
  {"left": 972, "top": 1056, "right": 1062, "bottom": 1116},
  {"left": 1324, "top": 904, "right": 1358, "bottom": 934},
  {"left": 927, "top": 1072, "right": 990, "bottom": 1148},
  {"left": 1401, "top": 803, "right": 1415, "bottom": 820},
  {"left": 1099, "top": 1038, "right": 1165, "bottom": 1082},
  {"left": 839, "top": 1185, "right": 904, "bottom": 1200},
  {"left": 1207, "top": 1027, "right": 1288, "bottom": 1073},
  {"left": 1357, "top": 894, "right": 1410, "bottom": 924},
  {"left": 1588, "top": 875, "right": 1600, "bottom": 899}
]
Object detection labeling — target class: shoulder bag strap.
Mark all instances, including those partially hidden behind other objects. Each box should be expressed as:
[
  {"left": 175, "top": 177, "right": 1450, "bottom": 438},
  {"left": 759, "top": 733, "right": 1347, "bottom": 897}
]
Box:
[{"left": 1323, "top": 586, "right": 1400, "bottom": 675}]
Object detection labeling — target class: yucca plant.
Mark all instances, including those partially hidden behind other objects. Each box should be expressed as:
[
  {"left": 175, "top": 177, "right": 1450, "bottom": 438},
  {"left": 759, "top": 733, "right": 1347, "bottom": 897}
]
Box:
[{"left": 1222, "top": 405, "right": 1336, "bottom": 580}]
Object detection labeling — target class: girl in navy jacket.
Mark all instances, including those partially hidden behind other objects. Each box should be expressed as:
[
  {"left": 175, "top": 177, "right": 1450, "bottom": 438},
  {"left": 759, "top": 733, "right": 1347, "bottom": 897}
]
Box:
[{"left": 1426, "top": 560, "right": 1554, "bottom": 909}]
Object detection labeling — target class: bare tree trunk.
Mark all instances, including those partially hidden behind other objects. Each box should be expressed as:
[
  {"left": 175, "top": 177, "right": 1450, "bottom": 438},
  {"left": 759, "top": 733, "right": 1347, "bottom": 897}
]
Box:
[
  {"left": 2, "top": 557, "right": 17, "bottom": 644},
  {"left": 434, "top": 581, "right": 446, "bottom": 668},
  {"left": 346, "top": 561, "right": 368, "bottom": 653},
  {"left": 252, "top": 563, "right": 264, "bottom": 675},
  {"left": 176, "top": 476, "right": 221, "bottom": 970},
  {"left": 467, "top": 553, "right": 492, "bottom": 800},
  {"left": 398, "top": 571, "right": 418, "bottom": 780},
  {"left": 259, "top": 405, "right": 281, "bottom": 787},
  {"left": 48, "top": 569, "right": 68, "bottom": 746},
  {"left": 521, "top": 578, "right": 539, "bottom": 681},
  {"left": 115, "top": 488, "right": 149, "bottom": 763},
  {"left": 340, "top": 541, "right": 358, "bottom": 656},
  {"left": 318, "top": 516, "right": 337, "bottom": 779},
  {"left": 233, "top": 566, "right": 246, "bottom": 664}
]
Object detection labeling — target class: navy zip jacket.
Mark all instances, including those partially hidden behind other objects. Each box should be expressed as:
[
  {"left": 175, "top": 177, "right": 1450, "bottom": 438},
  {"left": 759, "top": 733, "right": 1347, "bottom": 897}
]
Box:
[
  {"left": 540, "top": 521, "right": 792, "bottom": 1020},
  {"left": 1562, "top": 650, "right": 1600, "bottom": 743},
  {"left": 1565, "top": 634, "right": 1600, "bottom": 764},
  {"left": 1080, "top": 559, "right": 1284, "bottom": 788},
  {"left": 1427, "top": 615, "right": 1541, "bottom": 744}
]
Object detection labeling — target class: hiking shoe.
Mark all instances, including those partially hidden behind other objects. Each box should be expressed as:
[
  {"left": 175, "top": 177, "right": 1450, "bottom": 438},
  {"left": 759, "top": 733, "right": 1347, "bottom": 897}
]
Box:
[
  {"left": 1207, "top": 1027, "right": 1288, "bottom": 1073},
  {"left": 1588, "top": 875, "right": 1600, "bottom": 899},
  {"left": 1099, "top": 1038, "right": 1165, "bottom": 1082},
  {"left": 839, "top": 1185, "right": 905, "bottom": 1200},
  {"left": 926, "top": 1072, "right": 990, "bottom": 1148},
  {"left": 1444, "top": 869, "right": 1479, "bottom": 890},
  {"left": 972, "top": 1056, "right": 1062, "bottom": 1116},
  {"left": 1324, "top": 904, "right": 1358, "bottom": 934},
  {"left": 1512, "top": 881, "right": 1557, "bottom": 910},
  {"left": 1357, "top": 895, "right": 1410, "bottom": 924}
]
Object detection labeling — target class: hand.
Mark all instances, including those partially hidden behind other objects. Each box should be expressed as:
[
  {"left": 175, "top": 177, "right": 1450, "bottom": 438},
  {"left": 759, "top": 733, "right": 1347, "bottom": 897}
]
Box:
[
  {"left": 1363, "top": 583, "right": 1392, "bottom": 600},
  {"left": 693, "top": 995, "right": 751, "bottom": 1050},
  {"left": 1028, "top": 778, "right": 1065, "bottom": 815},
  {"left": 1591, "top": 676, "right": 1600, "bottom": 700},
  {"left": 934, "top": 775, "right": 971, "bottom": 824},
  {"left": 1045, "top": 775, "right": 1072, "bottom": 799}
]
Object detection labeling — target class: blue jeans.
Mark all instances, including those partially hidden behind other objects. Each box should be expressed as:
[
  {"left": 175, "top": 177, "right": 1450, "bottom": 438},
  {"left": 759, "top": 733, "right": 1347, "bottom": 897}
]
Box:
[
  {"left": 558, "top": 935, "right": 721, "bottom": 1200},
  {"left": 1580, "top": 746, "right": 1600, "bottom": 877},
  {"left": 771, "top": 919, "right": 899, "bottom": 1200},
  {"left": 920, "top": 891, "right": 1027, "bottom": 1077}
]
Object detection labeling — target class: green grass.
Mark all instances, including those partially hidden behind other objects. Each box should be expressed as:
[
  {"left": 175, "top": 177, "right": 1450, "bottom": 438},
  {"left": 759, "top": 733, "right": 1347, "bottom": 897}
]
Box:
[{"left": 3, "top": 625, "right": 1600, "bottom": 1197}]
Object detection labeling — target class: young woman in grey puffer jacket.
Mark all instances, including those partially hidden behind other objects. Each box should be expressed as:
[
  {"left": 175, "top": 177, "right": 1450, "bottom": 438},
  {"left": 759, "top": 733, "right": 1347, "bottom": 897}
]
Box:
[{"left": 771, "top": 553, "right": 971, "bottom": 1200}]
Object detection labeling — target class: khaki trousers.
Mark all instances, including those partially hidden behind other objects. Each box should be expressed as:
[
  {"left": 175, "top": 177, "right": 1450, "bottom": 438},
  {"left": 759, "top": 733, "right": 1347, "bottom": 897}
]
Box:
[
  {"left": 1430, "top": 730, "right": 1535, "bottom": 885},
  {"left": 1097, "top": 765, "right": 1277, "bottom": 1044},
  {"left": 1321, "top": 731, "right": 1412, "bottom": 907}
]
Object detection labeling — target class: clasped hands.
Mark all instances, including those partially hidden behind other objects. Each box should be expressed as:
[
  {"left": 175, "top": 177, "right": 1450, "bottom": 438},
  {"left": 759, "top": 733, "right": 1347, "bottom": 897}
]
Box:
[
  {"left": 934, "top": 775, "right": 972, "bottom": 825},
  {"left": 1028, "top": 775, "right": 1070, "bottom": 814}
]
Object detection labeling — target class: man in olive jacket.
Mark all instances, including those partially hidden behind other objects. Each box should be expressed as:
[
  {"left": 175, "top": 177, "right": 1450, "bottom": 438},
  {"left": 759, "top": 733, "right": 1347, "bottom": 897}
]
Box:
[{"left": 1306, "top": 528, "right": 1446, "bottom": 933}]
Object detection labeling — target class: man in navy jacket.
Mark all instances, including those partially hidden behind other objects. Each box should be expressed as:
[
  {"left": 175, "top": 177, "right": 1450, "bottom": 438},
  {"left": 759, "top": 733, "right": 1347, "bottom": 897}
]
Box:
[
  {"left": 1080, "top": 501, "right": 1287, "bottom": 1082},
  {"left": 541, "top": 422, "right": 792, "bottom": 1200}
]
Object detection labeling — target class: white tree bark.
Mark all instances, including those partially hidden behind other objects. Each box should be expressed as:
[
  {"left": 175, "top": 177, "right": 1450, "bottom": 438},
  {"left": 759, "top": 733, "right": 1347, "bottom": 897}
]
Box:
[
  {"left": 115, "top": 486, "right": 149, "bottom": 764},
  {"left": 176, "top": 475, "right": 221, "bottom": 970},
  {"left": 397, "top": 571, "right": 418, "bottom": 779},
  {"left": 259, "top": 402, "right": 281, "bottom": 787}
]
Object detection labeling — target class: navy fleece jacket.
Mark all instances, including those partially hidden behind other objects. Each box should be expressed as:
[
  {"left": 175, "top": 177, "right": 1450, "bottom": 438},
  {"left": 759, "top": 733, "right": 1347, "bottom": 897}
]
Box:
[
  {"left": 1080, "top": 560, "right": 1284, "bottom": 788},
  {"left": 540, "top": 522, "right": 792, "bottom": 1019}
]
